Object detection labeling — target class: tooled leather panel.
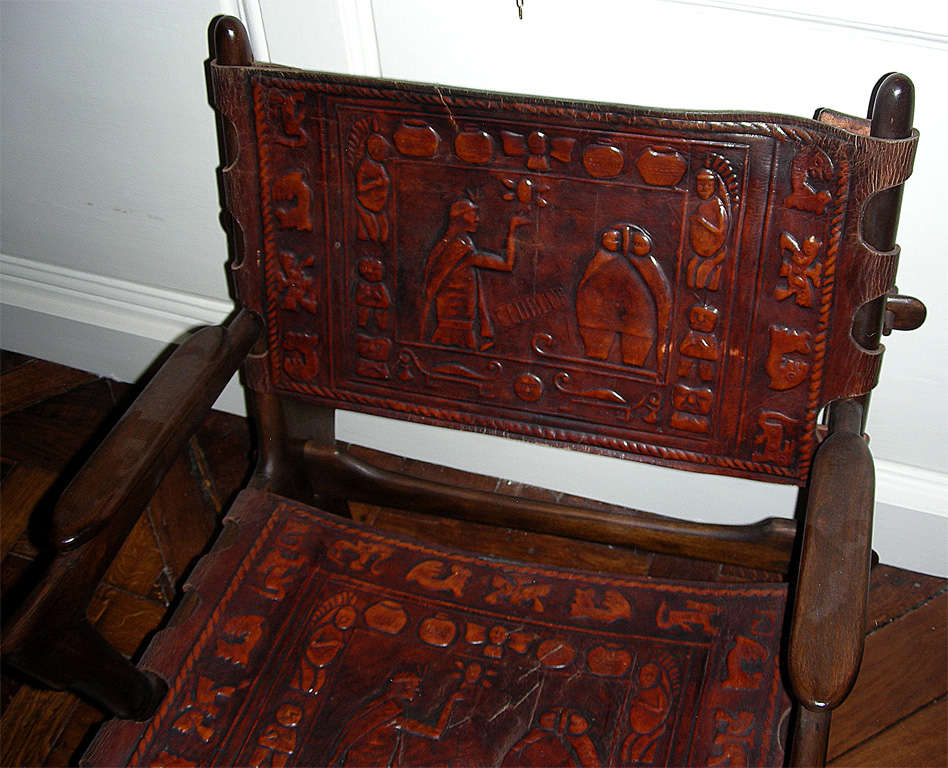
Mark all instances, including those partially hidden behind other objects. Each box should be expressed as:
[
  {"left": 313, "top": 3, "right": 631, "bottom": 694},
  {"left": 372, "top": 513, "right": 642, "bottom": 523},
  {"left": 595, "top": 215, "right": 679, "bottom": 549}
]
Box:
[
  {"left": 210, "top": 64, "right": 917, "bottom": 484},
  {"left": 85, "top": 489, "right": 790, "bottom": 767}
]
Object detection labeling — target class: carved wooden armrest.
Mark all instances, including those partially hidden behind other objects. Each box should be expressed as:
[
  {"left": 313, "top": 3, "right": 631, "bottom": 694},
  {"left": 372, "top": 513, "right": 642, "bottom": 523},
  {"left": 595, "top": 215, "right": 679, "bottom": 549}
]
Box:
[
  {"left": 52, "top": 309, "right": 262, "bottom": 550},
  {"left": 786, "top": 400, "right": 874, "bottom": 766},
  {"left": 1, "top": 310, "right": 261, "bottom": 719}
]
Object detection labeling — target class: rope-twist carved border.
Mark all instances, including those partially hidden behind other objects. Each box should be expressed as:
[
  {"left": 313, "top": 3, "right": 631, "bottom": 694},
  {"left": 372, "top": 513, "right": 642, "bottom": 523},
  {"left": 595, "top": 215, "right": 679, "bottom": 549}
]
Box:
[
  {"left": 131, "top": 510, "right": 283, "bottom": 763},
  {"left": 248, "top": 72, "right": 855, "bottom": 483},
  {"left": 253, "top": 82, "right": 288, "bottom": 379},
  {"left": 256, "top": 74, "right": 823, "bottom": 145},
  {"left": 285, "top": 380, "right": 796, "bottom": 479},
  {"left": 796, "top": 153, "right": 850, "bottom": 476},
  {"left": 128, "top": 492, "right": 789, "bottom": 758}
]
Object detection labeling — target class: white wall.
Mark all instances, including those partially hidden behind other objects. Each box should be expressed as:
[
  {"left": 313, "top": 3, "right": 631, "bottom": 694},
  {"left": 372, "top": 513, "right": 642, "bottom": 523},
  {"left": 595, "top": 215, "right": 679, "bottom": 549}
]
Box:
[{"left": 1, "top": 0, "right": 945, "bottom": 576}]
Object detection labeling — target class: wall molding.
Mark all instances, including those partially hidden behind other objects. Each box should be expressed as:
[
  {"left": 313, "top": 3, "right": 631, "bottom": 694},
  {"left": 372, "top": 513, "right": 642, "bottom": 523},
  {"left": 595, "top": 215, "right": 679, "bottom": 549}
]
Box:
[
  {"left": 1, "top": 252, "right": 944, "bottom": 574},
  {"left": 223, "top": 0, "right": 271, "bottom": 61},
  {"left": 659, "top": 1, "right": 948, "bottom": 45},
  {"left": 0, "top": 253, "right": 232, "bottom": 344}
]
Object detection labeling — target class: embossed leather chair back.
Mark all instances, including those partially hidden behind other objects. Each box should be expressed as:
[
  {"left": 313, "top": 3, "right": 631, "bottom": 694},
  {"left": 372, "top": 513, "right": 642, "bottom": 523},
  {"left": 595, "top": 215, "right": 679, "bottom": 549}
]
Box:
[
  {"left": 3, "top": 17, "right": 926, "bottom": 768},
  {"left": 212, "top": 52, "right": 917, "bottom": 487}
]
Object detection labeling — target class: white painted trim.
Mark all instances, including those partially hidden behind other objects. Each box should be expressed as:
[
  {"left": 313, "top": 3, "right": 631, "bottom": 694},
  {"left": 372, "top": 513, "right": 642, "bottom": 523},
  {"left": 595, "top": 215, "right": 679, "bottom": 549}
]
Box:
[
  {"left": 876, "top": 459, "right": 948, "bottom": 517},
  {"left": 336, "top": 0, "right": 381, "bottom": 76},
  {"left": 0, "top": 253, "right": 232, "bottom": 344},
  {"left": 658, "top": 0, "right": 948, "bottom": 45},
  {"left": 0, "top": 253, "right": 244, "bottom": 411},
  {"left": 222, "top": 0, "right": 271, "bottom": 61},
  {"left": 1, "top": 252, "right": 944, "bottom": 574}
]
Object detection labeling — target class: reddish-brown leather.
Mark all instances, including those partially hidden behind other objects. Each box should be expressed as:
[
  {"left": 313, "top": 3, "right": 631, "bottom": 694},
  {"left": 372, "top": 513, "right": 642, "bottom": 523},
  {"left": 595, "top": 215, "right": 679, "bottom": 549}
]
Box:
[
  {"left": 86, "top": 489, "right": 790, "bottom": 766},
  {"left": 211, "top": 64, "right": 916, "bottom": 485}
]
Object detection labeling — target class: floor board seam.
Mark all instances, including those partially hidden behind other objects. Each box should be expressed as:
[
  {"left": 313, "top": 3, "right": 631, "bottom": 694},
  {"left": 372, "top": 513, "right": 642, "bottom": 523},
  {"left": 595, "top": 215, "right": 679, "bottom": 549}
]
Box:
[
  {"left": 867, "top": 584, "right": 948, "bottom": 637},
  {"left": 830, "top": 692, "right": 947, "bottom": 763}
]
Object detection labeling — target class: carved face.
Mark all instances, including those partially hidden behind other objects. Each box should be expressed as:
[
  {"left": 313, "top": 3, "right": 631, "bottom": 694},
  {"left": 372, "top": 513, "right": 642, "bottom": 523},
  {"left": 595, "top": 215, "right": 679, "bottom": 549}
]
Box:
[
  {"left": 461, "top": 204, "right": 480, "bottom": 232},
  {"left": 358, "top": 258, "right": 383, "bottom": 282},
  {"left": 601, "top": 229, "right": 621, "bottom": 251},
  {"left": 696, "top": 170, "right": 715, "bottom": 200},
  {"left": 276, "top": 703, "right": 303, "bottom": 727},
  {"left": 464, "top": 662, "right": 483, "bottom": 684},
  {"left": 639, "top": 662, "right": 660, "bottom": 688},
  {"left": 334, "top": 605, "right": 357, "bottom": 630},
  {"left": 631, "top": 231, "right": 652, "bottom": 257},
  {"left": 568, "top": 712, "right": 590, "bottom": 734},
  {"left": 366, "top": 133, "right": 388, "bottom": 161},
  {"left": 391, "top": 674, "right": 421, "bottom": 700}
]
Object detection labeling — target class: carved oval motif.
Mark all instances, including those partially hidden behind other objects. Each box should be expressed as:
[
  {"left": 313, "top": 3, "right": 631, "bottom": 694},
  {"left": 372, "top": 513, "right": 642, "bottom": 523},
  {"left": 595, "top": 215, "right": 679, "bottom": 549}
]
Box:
[
  {"left": 514, "top": 373, "right": 543, "bottom": 402},
  {"left": 454, "top": 130, "right": 494, "bottom": 164},
  {"left": 419, "top": 614, "right": 457, "bottom": 647},
  {"left": 364, "top": 600, "right": 407, "bottom": 634},
  {"left": 536, "top": 638, "right": 576, "bottom": 668},
  {"left": 582, "top": 142, "right": 624, "bottom": 178},
  {"left": 636, "top": 146, "right": 687, "bottom": 186},
  {"left": 394, "top": 120, "right": 439, "bottom": 157},
  {"left": 587, "top": 644, "right": 632, "bottom": 677}
]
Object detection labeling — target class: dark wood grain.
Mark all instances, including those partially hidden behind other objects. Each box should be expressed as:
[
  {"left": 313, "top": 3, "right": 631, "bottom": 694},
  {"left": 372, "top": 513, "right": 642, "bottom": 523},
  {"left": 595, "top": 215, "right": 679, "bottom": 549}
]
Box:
[
  {"left": 827, "top": 591, "right": 948, "bottom": 759},
  {"left": 829, "top": 696, "right": 948, "bottom": 767},
  {"left": 0, "top": 359, "right": 97, "bottom": 416}
]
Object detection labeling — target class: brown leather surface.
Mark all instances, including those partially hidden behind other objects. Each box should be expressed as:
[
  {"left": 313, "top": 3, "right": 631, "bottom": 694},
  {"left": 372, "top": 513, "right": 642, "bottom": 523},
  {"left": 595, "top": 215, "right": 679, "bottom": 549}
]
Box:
[
  {"left": 86, "top": 489, "right": 790, "bottom": 766},
  {"left": 211, "top": 64, "right": 916, "bottom": 486}
]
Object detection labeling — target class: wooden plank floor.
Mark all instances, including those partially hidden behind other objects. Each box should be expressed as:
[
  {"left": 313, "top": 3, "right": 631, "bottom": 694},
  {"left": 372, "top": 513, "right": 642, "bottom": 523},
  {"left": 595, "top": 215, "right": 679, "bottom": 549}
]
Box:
[{"left": 1, "top": 351, "right": 945, "bottom": 766}]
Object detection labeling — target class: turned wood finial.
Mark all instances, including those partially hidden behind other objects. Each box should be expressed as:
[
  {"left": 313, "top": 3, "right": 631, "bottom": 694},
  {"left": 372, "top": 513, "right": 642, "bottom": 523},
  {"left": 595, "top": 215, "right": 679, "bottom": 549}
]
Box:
[{"left": 214, "top": 15, "right": 253, "bottom": 67}]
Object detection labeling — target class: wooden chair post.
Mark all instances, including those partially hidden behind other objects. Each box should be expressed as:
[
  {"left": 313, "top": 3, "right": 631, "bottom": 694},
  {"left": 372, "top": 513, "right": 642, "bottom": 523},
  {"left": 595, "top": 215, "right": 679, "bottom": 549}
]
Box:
[{"left": 787, "top": 73, "right": 915, "bottom": 767}]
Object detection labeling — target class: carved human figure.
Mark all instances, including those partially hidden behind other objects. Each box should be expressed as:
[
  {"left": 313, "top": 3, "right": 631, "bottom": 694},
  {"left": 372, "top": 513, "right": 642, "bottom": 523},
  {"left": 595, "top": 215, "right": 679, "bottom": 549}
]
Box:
[
  {"left": 422, "top": 196, "right": 529, "bottom": 351},
  {"left": 677, "top": 304, "right": 720, "bottom": 381},
  {"left": 356, "top": 134, "right": 391, "bottom": 242},
  {"left": 272, "top": 172, "right": 313, "bottom": 231},
  {"left": 172, "top": 676, "right": 237, "bottom": 744},
  {"left": 292, "top": 598, "right": 358, "bottom": 695},
  {"left": 249, "top": 703, "right": 303, "bottom": 767},
  {"left": 785, "top": 145, "right": 833, "bottom": 214},
  {"left": 765, "top": 325, "right": 812, "bottom": 391},
  {"left": 282, "top": 332, "right": 320, "bottom": 381},
  {"left": 687, "top": 168, "right": 730, "bottom": 290},
  {"left": 621, "top": 662, "right": 673, "bottom": 764},
  {"left": 707, "top": 710, "right": 756, "bottom": 767},
  {"left": 502, "top": 708, "right": 601, "bottom": 767},
  {"left": 355, "top": 258, "right": 391, "bottom": 330},
  {"left": 753, "top": 411, "right": 796, "bottom": 465},
  {"left": 329, "top": 668, "right": 468, "bottom": 766},
  {"left": 270, "top": 90, "right": 307, "bottom": 148},
  {"left": 277, "top": 251, "right": 317, "bottom": 313},
  {"left": 776, "top": 232, "right": 823, "bottom": 308},
  {"left": 576, "top": 225, "right": 671, "bottom": 368}
]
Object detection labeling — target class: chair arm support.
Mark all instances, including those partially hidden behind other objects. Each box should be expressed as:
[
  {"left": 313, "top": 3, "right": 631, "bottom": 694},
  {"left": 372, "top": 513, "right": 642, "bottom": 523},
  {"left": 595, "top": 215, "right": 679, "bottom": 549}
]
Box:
[
  {"left": 1, "top": 310, "right": 261, "bottom": 718},
  {"left": 787, "top": 423, "right": 874, "bottom": 765},
  {"left": 52, "top": 309, "right": 262, "bottom": 551}
]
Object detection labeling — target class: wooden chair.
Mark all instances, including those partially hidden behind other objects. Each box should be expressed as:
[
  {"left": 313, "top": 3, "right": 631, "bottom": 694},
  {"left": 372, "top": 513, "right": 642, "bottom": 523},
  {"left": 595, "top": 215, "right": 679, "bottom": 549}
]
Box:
[{"left": 2, "top": 16, "right": 927, "bottom": 766}]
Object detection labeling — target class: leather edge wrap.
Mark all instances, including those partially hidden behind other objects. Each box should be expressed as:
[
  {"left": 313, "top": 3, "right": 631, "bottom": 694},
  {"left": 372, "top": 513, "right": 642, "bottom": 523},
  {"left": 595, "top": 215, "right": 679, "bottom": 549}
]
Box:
[
  {"left": 822, "top": 130, "right": 918, "bottom": 401},
  {"left": 211, "top": 62, "right": 272, "bottom": 392}
]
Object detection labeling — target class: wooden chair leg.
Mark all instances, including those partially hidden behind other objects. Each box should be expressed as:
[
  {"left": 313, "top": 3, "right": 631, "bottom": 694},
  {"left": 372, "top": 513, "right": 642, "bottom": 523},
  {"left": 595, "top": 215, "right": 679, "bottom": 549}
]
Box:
[
  {"left": 8, "top": 617, "right": 167, "bottom": 720},
  {"left": 789, "top": 707, "right": 831, "bottom": 767},
  {"left": 249, "top": 392, "right": 350, "bottom": 515}
]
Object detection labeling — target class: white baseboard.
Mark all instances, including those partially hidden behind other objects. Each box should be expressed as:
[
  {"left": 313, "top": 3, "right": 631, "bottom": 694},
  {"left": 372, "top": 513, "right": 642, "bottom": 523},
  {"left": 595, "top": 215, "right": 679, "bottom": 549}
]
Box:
[
  {"left": 0, "top": 252, "right": 244, "bottom": 412},
  {"left": 2, "top": 253, "right": 945, "bottom": 576}
]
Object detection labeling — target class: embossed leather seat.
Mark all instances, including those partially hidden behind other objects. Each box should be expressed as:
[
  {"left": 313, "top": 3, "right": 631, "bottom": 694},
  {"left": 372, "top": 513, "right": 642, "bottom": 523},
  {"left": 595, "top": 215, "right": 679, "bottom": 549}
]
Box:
[{"left": 3, "top": 16, "right": 927, "bottom": 767}]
